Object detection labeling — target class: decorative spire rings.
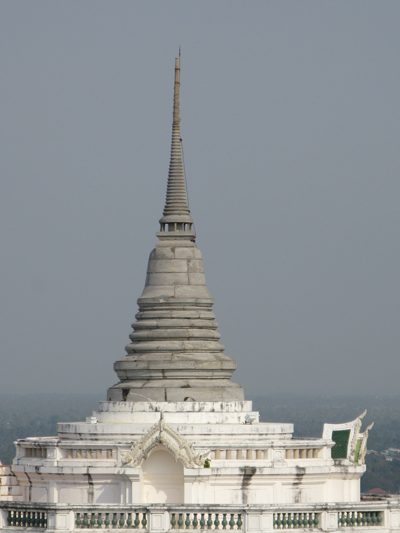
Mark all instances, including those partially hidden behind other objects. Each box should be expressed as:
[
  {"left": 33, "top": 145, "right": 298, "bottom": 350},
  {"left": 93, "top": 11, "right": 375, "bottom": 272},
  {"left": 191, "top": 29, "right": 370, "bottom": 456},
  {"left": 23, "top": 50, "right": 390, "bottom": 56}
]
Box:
[{"left": 158, "top": 53, "right": 195, "bottom": 241}]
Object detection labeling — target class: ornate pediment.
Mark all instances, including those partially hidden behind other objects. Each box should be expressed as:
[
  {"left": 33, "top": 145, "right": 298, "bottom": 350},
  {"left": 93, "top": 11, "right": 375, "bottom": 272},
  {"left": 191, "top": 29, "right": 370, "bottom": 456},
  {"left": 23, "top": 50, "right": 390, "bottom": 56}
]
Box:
[
  {"left": 322, "top": 410, "right": 373, "bottom": 465},
  {"left": 121, "top": 415, "right": 208, "bottom": 468}
]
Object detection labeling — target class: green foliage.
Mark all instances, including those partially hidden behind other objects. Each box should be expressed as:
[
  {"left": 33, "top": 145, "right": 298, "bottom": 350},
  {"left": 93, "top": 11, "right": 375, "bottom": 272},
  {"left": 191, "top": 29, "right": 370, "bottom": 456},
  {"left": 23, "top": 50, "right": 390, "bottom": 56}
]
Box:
[{"left": 353, "top": 438, "right": 362, "bottom": 464}]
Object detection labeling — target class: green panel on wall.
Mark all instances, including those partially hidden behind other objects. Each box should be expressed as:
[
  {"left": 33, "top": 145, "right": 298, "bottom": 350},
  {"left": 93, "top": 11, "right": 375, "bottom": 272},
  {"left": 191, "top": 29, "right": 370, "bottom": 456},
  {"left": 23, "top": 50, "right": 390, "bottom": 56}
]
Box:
[{"left": 331, "top": 429, "right": 350, "bottom": 459}]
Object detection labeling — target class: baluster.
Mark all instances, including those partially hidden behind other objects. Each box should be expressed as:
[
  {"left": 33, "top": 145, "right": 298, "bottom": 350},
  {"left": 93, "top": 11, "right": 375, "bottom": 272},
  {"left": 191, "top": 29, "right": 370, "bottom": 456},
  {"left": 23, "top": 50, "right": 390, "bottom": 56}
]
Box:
[
  {"left": 222, "top": 514, "right": 227, "bottom": 529},
  {"left": 112, "top": 513, "right": 118, "bottom": 528},
  {"left": 178, "top": 513, "right": 184, "bottom": 529},
  {"left": 193, "top": 513, "right": 199, "bottom": 529},
  {"left": 105, "top": 513, "right": 111, "bottom": 528},
  {"left": 126, "top": 513, "right": 133, "bottom": 528},
  {"left": 142, "top": 513, "right": 148, "bottom": 529},
  {"left": 185, "top": 513, "right": 191, "bottom": 529},
  {"left": 229, "top": 514, "right": 235, "bottom": 530},
  {"left": 90, "top": 512, "right": 96, "bottom": 528},
  {"left": 119, "top": 513, "right": 125, "bottom": 528},
  {"left": 133, "top": 513, "right": 140, "bottom": 528},
  {"left": 171, "top": 513, "right": 177, "bottom": 529},
  {"left": 207, "top": 513, "right": 213, "bottom": 529},
  {"left": 97, "top": 512, "right": 104, "bottom": 528},
  {"left": 214, "top": 513, "right": 220, "bottom": 530},
  {"left": 236, "top": 514, "right": 243, "bottom": 530},
  {"left": 200, "top": 514, "right": 206, "bottom": 529}
]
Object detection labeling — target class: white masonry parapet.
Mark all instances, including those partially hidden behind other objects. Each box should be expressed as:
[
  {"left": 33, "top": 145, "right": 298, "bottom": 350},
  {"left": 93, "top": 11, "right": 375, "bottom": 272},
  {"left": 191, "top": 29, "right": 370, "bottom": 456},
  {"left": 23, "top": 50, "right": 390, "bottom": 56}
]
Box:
[{"left": 1, "top": 501, "right": 400, "bottom": 533}]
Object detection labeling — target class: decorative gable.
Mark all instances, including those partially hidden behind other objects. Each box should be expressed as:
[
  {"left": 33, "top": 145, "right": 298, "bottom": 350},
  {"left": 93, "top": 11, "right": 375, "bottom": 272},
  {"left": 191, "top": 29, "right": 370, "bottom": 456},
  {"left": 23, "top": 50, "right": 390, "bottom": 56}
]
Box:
[{"left": 121, "top": 415, "right": 208, "bottom": 468}]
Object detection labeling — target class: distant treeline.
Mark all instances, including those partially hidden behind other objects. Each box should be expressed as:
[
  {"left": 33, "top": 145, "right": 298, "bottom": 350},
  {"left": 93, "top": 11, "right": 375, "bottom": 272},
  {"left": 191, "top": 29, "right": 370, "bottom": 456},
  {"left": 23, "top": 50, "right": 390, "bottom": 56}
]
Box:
[{"left": 0, "top": 393, "right": 399, "bottom": 493}]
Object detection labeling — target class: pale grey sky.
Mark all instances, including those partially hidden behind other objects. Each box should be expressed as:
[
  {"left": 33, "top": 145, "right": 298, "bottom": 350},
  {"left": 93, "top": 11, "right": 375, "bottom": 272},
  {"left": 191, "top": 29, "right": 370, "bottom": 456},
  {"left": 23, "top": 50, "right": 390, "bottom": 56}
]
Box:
[{"left": 1, "top": 1, "right": 399, "bottom": 397}]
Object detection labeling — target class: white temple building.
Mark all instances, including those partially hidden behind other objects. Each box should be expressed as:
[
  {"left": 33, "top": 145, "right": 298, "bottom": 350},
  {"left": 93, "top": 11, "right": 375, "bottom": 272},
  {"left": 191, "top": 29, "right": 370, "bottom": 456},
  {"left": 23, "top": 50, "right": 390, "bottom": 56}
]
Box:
[{"left": 1, "top": 55, "right": 400, "bottom": 533}]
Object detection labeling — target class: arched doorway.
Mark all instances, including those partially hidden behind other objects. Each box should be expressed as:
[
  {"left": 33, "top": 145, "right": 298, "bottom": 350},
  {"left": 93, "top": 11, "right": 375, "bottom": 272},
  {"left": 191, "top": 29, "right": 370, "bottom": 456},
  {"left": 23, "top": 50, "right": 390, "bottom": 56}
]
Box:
[{"left": 141, "top": 446, "right": 184, "bottom": 504}]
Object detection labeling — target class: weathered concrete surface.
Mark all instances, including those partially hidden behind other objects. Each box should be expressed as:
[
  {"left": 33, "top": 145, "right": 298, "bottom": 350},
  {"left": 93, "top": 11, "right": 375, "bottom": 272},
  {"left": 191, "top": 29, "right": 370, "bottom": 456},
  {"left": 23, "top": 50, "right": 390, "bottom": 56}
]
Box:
[{"left": 108, "top": 240, "right": 244, "bottom": 402}]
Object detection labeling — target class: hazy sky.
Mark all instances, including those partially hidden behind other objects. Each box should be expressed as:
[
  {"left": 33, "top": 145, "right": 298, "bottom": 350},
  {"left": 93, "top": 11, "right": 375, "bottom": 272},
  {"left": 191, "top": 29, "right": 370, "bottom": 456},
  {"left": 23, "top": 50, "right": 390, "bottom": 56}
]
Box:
[{"left": 1, "top": 1, "right": 399, "bottom": 398}]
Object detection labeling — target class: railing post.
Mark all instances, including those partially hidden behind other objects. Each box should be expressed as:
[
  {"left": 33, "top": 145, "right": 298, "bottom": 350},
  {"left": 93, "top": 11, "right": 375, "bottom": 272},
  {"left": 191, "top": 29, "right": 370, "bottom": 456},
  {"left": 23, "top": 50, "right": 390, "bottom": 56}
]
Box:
[
  {"left": 387, "top": 506, "right": 400, "bottom": 531},
  {"left": 321, "top": 511, "right": 338, "bottom": 531},
  {"left": 246, "top": 510, "right": 274, "bottom": 533},
  {"left": 47, "top": 508, "right": 75, "bottom": 531},
  {"left": 0, "top": 509, "right": 7, "bottom": 529},
  {"left": 148, "top": 507, "right": 169, "bottom": 533}
]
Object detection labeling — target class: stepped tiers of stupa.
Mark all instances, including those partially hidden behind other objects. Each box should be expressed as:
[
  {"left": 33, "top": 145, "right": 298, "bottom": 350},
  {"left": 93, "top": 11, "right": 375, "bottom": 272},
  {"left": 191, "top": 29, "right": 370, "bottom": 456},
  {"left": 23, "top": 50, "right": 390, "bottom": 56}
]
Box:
[{"left": 1, "top": 56, "right": 400, "bottom": 533}]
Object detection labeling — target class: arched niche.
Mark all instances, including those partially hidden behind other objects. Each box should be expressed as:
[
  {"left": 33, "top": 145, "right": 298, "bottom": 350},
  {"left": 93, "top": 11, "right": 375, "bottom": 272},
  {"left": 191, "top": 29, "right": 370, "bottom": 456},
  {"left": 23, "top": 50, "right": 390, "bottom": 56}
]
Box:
[{"left": 141, "top": 445, "right": 184, "bottom": 504}]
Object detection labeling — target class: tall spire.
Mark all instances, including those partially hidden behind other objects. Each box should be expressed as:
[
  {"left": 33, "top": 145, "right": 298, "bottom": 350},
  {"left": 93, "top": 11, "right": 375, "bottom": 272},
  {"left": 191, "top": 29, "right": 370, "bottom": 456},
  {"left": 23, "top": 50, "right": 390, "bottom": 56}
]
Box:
[
  {"left": 158, "top": 53, "right": 195, "bottom": 241},
  {"left": 107, "top": 55, "right": 244, "bottom": 403}
]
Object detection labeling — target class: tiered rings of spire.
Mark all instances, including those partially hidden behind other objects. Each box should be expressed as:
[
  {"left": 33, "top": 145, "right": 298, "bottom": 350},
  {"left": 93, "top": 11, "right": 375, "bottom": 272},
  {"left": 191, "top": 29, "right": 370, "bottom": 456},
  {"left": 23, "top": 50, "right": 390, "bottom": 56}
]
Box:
[
  {"left": 108, "top": 55, "right": 243, "bottom": 403},
  {"left": 158, "top": 54, "right": 195, "bottom": 241}
]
